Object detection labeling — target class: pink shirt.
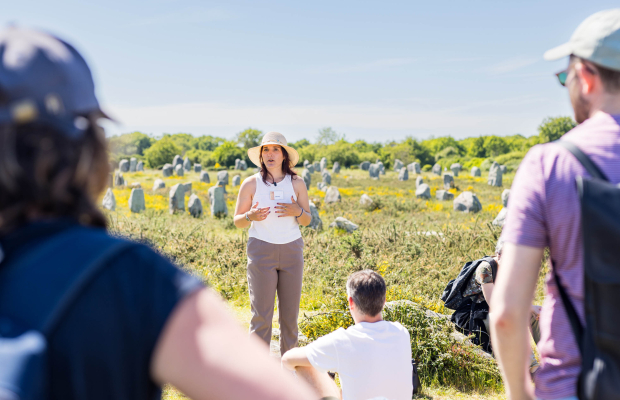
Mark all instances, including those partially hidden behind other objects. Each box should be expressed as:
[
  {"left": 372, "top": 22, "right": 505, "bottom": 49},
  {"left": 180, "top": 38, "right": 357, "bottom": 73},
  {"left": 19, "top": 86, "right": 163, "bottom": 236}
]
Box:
[{"left": 502, "top": 113, "right": 620, "bottom": 399}]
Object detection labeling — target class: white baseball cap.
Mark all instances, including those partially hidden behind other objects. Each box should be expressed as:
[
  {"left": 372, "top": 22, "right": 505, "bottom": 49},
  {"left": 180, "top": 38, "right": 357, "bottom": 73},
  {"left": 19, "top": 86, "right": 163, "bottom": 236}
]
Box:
[{"left": 544, "top": 9, "right": 620, "bottom": 71}]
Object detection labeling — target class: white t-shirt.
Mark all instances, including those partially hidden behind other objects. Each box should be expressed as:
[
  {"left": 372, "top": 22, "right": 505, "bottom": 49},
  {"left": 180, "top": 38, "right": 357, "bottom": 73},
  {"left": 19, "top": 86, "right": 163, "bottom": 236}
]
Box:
[{"left": 305, "top": 320, "right": 412, "bottom": 400}]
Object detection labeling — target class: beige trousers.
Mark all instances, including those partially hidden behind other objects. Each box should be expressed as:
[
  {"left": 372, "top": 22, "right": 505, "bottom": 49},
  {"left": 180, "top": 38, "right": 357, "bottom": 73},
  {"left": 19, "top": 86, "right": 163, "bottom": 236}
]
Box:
[{"left": 247, "top": 237, "right": 304, "bottom": 355}]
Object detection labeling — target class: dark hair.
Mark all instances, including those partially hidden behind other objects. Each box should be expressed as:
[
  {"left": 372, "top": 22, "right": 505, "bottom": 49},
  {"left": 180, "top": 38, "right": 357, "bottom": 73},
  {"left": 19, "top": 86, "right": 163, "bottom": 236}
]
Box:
[
  {"left": 0, "top": 115, "right": 110, "bottom": 234},
  {"left": 259, "top": 145, "right": 297, "bottom": 185},
  {"left": 346, "top": 270, "right": 386, "bottom": 316},
  {"left": 571, "top": 56, "right": 620, "bottom": 93}
]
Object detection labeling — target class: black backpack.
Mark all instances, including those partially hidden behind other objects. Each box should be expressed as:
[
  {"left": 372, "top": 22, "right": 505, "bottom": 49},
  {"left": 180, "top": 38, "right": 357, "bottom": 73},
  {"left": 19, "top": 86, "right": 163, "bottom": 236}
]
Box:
[{"left": 554, "top": 141, "right": 620, "bottom": 400}]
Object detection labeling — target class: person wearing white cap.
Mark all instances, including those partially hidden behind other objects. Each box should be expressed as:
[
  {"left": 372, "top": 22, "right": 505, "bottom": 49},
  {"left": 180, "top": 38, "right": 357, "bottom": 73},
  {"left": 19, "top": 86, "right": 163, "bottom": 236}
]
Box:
[
  {"left": 490, "top": 9, "right": 620, "bottom": 400},
  {"left": 234, "top": 132, "right": 311, "bottom": 356}
]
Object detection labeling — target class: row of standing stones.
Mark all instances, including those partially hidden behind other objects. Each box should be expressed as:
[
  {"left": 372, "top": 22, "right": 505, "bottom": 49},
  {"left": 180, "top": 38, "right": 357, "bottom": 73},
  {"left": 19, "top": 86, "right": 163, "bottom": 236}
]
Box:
[{"left": 103, "top": 155, "right": 250, "bottom": 218}]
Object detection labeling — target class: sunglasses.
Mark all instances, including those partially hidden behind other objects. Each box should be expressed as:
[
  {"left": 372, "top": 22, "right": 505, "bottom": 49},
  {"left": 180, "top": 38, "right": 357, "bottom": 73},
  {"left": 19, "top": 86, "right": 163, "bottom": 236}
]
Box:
[{"left": 555, "top": 69, "right": 568, "bottom": 86}]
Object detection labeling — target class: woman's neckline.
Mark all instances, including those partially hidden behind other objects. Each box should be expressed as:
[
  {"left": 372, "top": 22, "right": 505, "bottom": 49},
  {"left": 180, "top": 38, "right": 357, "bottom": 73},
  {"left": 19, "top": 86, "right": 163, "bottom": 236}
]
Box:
[{"left": 262, "top": 172, "right": 287, "bottom": 185}]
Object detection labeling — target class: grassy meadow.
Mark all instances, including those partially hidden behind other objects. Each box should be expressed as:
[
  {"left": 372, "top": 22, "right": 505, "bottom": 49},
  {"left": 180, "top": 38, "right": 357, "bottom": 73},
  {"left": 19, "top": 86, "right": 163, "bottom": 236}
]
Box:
[{"left": 105, "top": 166, "right": 546, "bottom": 400}]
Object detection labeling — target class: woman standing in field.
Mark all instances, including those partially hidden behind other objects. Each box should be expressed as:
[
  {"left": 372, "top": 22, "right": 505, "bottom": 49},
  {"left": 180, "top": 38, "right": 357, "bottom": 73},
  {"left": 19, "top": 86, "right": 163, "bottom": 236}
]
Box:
[{"left": 234, "top": 132, "right": 311, "bottom": 355}]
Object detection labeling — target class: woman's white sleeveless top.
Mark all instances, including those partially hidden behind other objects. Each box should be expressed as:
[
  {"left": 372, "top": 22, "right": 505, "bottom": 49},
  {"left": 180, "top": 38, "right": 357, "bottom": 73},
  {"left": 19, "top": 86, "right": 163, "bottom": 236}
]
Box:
[{"left": 248, "top": 173, "right": 302, "bottom": 244}]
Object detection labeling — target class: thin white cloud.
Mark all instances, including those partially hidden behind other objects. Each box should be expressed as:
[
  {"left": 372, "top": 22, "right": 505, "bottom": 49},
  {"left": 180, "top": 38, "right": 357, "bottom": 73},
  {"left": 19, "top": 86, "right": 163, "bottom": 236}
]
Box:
[
  {"left": 483, "top": 56, "right": 539, "bottom": 74},
  {"left": 132, "top": 7, "right": 232, "bottom": 27},
  {"left": 305, "top": 57, "right": 417, "bottom": 74}
]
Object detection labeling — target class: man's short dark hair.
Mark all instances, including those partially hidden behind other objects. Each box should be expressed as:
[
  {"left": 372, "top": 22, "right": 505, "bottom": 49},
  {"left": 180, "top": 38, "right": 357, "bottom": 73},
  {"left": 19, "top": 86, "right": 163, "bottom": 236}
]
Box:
[
  {"left": 346, "top": 270, "right": 386, "bottom": 316},
  {"left": 571, "top": 55, "right": 620, "bottom": 93}
]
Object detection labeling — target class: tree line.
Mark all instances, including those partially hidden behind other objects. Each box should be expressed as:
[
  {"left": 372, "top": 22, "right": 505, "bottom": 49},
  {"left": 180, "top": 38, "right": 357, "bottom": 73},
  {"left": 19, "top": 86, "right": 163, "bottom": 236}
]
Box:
[{"left": 108, "top": 116, "right": 576, "bottom": 172}]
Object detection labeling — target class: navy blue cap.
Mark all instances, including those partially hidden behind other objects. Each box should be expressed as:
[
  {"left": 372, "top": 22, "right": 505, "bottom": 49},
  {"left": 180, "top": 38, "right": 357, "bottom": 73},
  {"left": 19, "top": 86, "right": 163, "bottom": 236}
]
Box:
[{"left": 0, "top": 26, "right": 108, "bottom": 137}]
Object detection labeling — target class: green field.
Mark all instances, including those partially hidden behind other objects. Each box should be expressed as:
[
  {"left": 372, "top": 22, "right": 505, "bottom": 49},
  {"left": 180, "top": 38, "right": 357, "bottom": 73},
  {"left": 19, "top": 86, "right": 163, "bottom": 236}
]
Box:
[{"left": 106, "top": 167, "right": 544, "bottom": 399}]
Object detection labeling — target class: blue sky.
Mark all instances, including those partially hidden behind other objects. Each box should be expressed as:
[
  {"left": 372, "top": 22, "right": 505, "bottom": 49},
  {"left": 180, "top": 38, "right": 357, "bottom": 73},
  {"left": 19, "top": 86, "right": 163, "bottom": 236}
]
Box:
[{"left": 3, "top": 1, "right": 619, "bottom": 142}]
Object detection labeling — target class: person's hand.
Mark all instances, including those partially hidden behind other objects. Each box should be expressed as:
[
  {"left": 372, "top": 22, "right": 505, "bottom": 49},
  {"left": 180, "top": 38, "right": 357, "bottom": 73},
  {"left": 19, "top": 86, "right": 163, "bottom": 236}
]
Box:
[
  {"left": 531, "top": 305, "right": 542, "bottom": 320},
  {"left": 274, "top": 196, "right": 303, "bottom": 218},
  {"left": 248, "top": 202, "right": 269, "bottom": 221}
]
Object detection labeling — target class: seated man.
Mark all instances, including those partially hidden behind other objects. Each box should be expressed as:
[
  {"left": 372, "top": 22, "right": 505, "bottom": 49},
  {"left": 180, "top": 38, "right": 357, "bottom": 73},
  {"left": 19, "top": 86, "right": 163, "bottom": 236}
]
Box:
[{"left": 281, "top": 270, "right": 413, "bottom": 400}]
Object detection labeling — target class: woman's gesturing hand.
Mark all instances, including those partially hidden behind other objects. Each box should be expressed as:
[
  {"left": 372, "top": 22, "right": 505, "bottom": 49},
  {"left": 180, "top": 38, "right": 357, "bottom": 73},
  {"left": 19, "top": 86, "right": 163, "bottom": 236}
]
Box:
[
  {"left": 248, "top": 202, "right": 270, "bottom": 221},
  {"left": 274, "top": 196, "right": 303, "bottom": 218}
]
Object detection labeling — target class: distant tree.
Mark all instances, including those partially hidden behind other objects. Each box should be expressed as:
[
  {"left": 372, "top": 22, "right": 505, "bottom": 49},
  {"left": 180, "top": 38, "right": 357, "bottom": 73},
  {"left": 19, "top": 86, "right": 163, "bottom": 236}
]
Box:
[
  {"left": 108, "top": 131, "right": 154, "bottom": 156},
  {"left": 289, "top": 138, "right": 311, "bottom": 149},
  {"left": 143, "top": 137, "right": 182, "bottom": 169},
  {"left": 483, "top": 136, "right": 509, "bottom": 157},
  {"left": 316, "top": 127, "right": 342, "bottom": 146},
  {"left": 422, "top": 136, "right": 463, "bottom": 156},
  {"left": 164, "top": 133, "right": 195, "bottom": 154},
  {"left": 192, "top": 135, "right": 225, "bottom": 151},
  {"left": 236, "top": 128, "right": 264, "bottom": 149},
  {"left": 538, "top": 116, "right": 576, "bottom": 143},
  {"left": 212, "top": 140, "right": 246, "bottom": 167},
  {"left": 466, "top": 137, "right": 486, "bottom": 158}
]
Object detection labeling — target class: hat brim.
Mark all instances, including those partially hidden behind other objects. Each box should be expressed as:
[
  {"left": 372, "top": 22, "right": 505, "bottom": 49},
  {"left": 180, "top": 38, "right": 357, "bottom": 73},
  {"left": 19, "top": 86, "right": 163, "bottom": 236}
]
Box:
[
  {"left": 248, "top": 142, "right": 300, "bottom": 169},
  {"left": 544, "top": 42, "right": 573, "bottom": 61}
]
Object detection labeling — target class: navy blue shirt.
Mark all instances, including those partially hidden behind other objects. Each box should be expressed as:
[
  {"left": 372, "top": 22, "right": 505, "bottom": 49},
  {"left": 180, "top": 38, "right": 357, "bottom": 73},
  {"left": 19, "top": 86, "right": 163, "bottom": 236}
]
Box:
[{"left": 0, "top": 220, "right": 203, "bottom": 400}]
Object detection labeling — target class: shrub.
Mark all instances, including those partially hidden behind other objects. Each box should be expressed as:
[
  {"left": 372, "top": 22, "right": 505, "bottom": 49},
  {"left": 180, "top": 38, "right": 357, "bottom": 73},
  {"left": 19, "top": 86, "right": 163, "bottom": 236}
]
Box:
[
  {"left": 144, "top": 137, "right": 182, "bottom": 169},
  {"left": 494, "top": 151, "right": 525, "bottom": 165},
  {"left": 212, "top": 141, "right": 246, "bottom": 167},
  {"left": 422, "top": 164, "right": 432, "bottom": 172}
]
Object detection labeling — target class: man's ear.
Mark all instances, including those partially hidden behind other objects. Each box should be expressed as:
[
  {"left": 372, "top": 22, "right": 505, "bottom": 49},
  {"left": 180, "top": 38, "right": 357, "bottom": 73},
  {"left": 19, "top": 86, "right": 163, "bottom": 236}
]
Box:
[
  {"left": 348, "top": 296, "right": 355, "bottom": 310},
  {"left": 575, "top": 61, "right": 599, "bottom": 94}
]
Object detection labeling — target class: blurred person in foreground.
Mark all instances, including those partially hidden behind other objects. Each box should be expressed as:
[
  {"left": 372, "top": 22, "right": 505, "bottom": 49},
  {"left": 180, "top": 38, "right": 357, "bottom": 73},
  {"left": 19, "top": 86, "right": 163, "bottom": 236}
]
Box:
[
  {"left": 281, "top": 270, "right": 413, "bottom": 400},
  {"left": 0, "top": 27, "right": 316, "bottom": 400},
  {"left": 491, "top": 9, "right": 620, "bottom": 400}
]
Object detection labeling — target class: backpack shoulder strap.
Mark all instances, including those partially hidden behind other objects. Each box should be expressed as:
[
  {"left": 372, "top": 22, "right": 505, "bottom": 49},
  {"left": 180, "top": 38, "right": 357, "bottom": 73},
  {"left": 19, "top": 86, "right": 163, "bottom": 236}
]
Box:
[
  {"left": 0, "top": 227, "right": 135, "bottom": 335},
  {"left": 552, "top": 260, "right": 584, "bottom": 355},
  {"left": 555, "top": 140, "right": 609, "bottom": 181}
]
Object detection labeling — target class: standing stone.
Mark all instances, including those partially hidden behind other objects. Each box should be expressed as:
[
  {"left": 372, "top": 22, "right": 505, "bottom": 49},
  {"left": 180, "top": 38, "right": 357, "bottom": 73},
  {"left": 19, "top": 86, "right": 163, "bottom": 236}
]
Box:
[
  {"left": 302, "top": 169, "right": 311, "bottom": 189},
  {"left": 416, "top": 176, "right": 424, "bottom": 188},
  {"left": 453, "top": 192, "right": 482, "bottom": 213},
  {"left": 235, "top": 159, "right": 241, "bottom": 170},
  {"left": 102, "top": 188, "right": 116, "bottom": 211},
  {"left": 313, "top": 161, "right": 320, "bottom": 172},
  {"left": 471, "top": 166, "right": 481, "bottom": 177},
  {"left": 501, "top": 189, "right": 510, "bottom": 207},
  {"left": 500, "top": 165, "right": 507, "bottom": 174},
  {"left": 194, "top": 164, "right": 202, "bottom": 173},
  {"left": 450, "top": 163, "right": 461, "bottom": 177},
  {"left": 308, "top": 200, "right": 323, "bottom": 231},
  {"left": 136, "top": 160, "right": 144, "bottom": 171},
  {"left": 369, "top": 163, "right": 380, "bottom": 179},
  {"left": 317, "top": 182, "right": 327, "bottom": 192},
  {"left": 322, "top": 171, "right": 332, "bottom": 185},
  {"left": 162, "top": 164, "right": 173, "bottom": 177},
  {"left": 488, "top": 162, "right": 503, "bottom": 187},
  {"left": 332, "top": 162, "right": 341, "bottom": 174},
  {"left": 377, "top": 162, "right": 385, "bottom": 175},
  {"left": 436, "top": 190, "right": 454, "bottom": 201},
  {"left": 360, "top": 194, "right": 374, "bottom": 207},
  {"left": 217, "top": 170, "right": 229, "bottom": 185},
  {"left": 200, "top": 171, "right": 210, "bottom": 183},
  {"left": 188, "top": 194, "right": 203, "bottom": 218},
  {"left": 493, "top": 208, "right": 508, "bottom": 227},
  {"left": 239, "top": 160, "right": 247, "bottom": 171},
  {"left": 153, "top": 179, "right": 165, "bottom": 191},
  {"left": 360, "top": 161, "right": 371, "bottom": 171},
  {"left": 114, "top": 171, "right": 125, "bottom": 187},
  {"left": 173, "top": 155, "right": 182, "bottom": 168},
  {"left": 329, "top": 217, "right": 359, "bottom": 233},
  {"left": 416, "top": 184, "right": 431, "bottom": 199},
  {"left": 175, "top": 164, "right": 184, "bottom": 177},
  {"left": 129, "top": 188, "right": 146, "bottom": 213},
  {"left": 232, "top": 175, "right": 241, "bottom": 187},
  {"left": 432, "top": 163, "right": 442, "bottom": 176},
  {"left": 304, "top": 160, "right": 310, "bottom": 168},
  {"left": 129, "top": 157, "right": 137, "bottom": 172},
  {"left": 397, "top": 168, "right": 408, "bottom": 181},
  {"left": 320, "top": 157, "right": 327, "bottom": 172},
  {"left": 182, "top": 182, "right": 192, "bottom": 195},
  {"left": 183, "top": 157, "right": 191, "bottom": 172},
  {"left": 393, "top": 159, "right": 404, "bottom": 171},
  {"left": 119, "top": 159, "right": 129, "bottom": 172},
  {"left": 307, "top": 164, "right": 315, "bottom": 174},
  {"left": 408, "top": 162, "right": 421, "bottom": 174},
  {"left": 208, "top": 185, "right": 228, "bottom": 217},
  {"left": 324, "top": 186, "right": 341, "bottom": 204},
  {"left": 443, "top": 173, "right": 454, "bottom": 189},
  {"left": 169, "top": 183, "right": 186, "bottom": 214}
]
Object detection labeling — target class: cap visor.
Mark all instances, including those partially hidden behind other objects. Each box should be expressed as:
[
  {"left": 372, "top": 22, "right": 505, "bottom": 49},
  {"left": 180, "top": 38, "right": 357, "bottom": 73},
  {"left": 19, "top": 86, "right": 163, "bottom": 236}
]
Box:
[{"left": 544, "top": 42, "right": 573, "bottom": 61}]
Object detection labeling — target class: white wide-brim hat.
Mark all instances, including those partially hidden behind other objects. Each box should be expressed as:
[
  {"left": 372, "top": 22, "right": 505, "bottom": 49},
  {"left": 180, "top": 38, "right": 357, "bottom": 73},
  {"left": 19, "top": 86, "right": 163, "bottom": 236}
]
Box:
[{"left": 248, "top": 131, "right": 300, "bottom": 168}]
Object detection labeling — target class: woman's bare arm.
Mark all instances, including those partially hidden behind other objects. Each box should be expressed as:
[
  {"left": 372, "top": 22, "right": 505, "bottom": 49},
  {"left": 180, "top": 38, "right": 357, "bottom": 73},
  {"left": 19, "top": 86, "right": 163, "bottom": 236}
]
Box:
[
  {"left": 291, "top": 176, "right": 311, "bottom": 227},
  {"left": 150, "top": 288, "right": 317, "bottom": 400},
  {"left": 233, "top": 177, "right": 268, "bottom": 228}
]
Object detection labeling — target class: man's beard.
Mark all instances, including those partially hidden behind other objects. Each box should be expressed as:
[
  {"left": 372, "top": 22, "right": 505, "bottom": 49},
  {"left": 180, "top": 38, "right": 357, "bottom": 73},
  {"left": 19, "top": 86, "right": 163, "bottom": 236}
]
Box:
[{"left": 571, "top": 88, "right": 592, "bottom": 124}]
